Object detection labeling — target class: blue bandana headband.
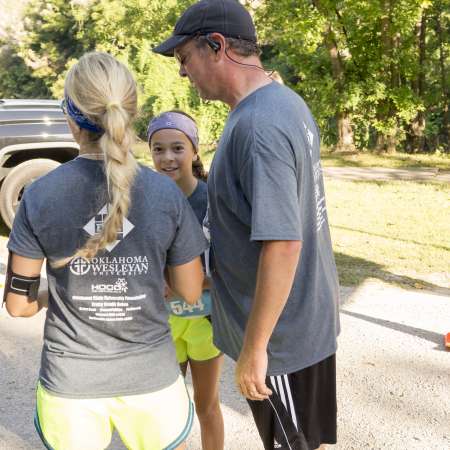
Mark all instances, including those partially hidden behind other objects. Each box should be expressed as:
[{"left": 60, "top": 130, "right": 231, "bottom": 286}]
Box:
[
  {"left": 147, "top": 112, "right": 198, "bottom": 151},
  {"left": 64, "top": 96, "right": 104, "bottom": 134}
]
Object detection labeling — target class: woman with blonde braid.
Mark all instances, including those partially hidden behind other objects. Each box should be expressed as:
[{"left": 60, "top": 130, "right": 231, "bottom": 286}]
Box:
[{"left": 3, "top": 52, "right": 207, "bottom": 450}]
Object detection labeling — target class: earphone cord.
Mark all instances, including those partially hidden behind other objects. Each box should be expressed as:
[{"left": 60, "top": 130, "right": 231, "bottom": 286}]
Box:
[{"left": 224, "top": 48, "right": 274, "bottom": 77}]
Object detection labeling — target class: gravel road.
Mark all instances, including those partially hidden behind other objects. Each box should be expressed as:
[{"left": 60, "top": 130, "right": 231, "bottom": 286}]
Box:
[{"left": 0, "top": 235, "right": 449, "bottom": 449}]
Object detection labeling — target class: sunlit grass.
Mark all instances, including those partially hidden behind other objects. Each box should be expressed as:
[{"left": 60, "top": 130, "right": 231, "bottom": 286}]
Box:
[
  {"left": 97, "top": 141, "right": 450, "bottom": 289},
  {"left": 325, "top": 178, "right": 449, "bottom": 287},
  {"left": 320, "top": 148, "right": 450, "bottom": 171},
  {"left": 134, "top": 140, "right": 450, "bottom": 172}
]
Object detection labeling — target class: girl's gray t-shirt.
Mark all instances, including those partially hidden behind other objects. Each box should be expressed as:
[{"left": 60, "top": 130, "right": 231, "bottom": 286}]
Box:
[{"left": 8, "top": 158, "right": 207, "bottom": 398}]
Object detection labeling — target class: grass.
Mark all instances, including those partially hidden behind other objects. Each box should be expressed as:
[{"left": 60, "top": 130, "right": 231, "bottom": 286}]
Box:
[
  {"left": 134, "top": 139, "right": 449, "bottom": 289},
  {"left": 1, "top": 142, "right": 446, "bottom": 291},
  {"left": 320, "top": 148, "right": 450, "bottom": 171},
  {"left": 135, "top": 140, "right": 450, "bottom": 172},
  {"left": 325, "top": 178, "right": 450, "bottom": 288}
]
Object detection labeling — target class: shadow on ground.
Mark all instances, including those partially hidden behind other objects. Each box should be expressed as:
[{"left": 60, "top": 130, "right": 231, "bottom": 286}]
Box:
[
  {"left": 334, "top": 252, "right": 449, "bottom": 294},
  {"left": 340, "top": 310, "right": 447, "bottom": 351},
  {"left": 333, "top": 224, "right": 450, "bottom": 253}
]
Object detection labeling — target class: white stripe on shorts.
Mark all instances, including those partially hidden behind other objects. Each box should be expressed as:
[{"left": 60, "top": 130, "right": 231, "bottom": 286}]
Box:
[
  {"left": 283, "top": 374, "right": 298, "bottom": 430},
  {"left": 276, "top": 376, "right": 287, "bottom": 410},
  {"left": 270, "top": 376, "right": 278, "bottom": 394},
  {"left": 270, "top": 374, "right": 299, "bottom": 432}
]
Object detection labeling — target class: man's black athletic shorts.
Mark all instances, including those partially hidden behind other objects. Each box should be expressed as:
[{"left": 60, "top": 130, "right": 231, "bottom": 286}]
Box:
[{"left": 247, "top": 354, "right": 337, "bottom": 450}]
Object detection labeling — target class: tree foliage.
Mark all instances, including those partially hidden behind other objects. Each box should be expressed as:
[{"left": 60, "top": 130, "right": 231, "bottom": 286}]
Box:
[
  {"left": 0, "top": 0, "right": 448, "bottom": 152},
  {"left": 0, "top": 0, "right": 227, "bottom": 144},
  {"left": 250, "top": 0, "right": 449, "bottom": 152}
]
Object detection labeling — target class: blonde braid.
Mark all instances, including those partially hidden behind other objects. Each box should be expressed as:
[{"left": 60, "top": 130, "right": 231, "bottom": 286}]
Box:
[{"left": 53, "top": 52, "right": 138, "bottom": 268}]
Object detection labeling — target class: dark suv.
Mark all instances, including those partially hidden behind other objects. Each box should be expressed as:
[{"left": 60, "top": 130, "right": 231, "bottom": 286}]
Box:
[{"left": 0, "top": 99, "right": 78, "bottom": 228}]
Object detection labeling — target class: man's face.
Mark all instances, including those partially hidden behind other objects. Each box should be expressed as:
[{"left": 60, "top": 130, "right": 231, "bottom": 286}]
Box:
[{"left": 175, "top": 38, "right": 218, "bottom": 100}]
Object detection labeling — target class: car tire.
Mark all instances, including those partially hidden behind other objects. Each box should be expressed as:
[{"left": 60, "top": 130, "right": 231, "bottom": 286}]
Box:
[{"left": 0, "top": 158, "right": 60, "bottom": 229}]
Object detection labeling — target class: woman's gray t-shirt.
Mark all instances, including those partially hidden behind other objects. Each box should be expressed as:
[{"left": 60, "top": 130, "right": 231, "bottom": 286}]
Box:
[{"left": 8, "top": 158, "right": 207, "bottom": 398}]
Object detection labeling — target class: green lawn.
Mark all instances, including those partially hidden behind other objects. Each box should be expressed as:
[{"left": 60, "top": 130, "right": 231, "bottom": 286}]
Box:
[
  {"left": 135, "top": 140, "right": 450, "bottom": 172},
  {"left": 133, "top": 139, "right": 449, "bottom": 289},
  {"left": 1, "top": 142, "right": 445, "bottom": 291},
  {"left": 320, "top": 148, "right": 450, "bottom": 171},
  {"left": 325, "top": 178, "right": 449, "bottom": 288}
]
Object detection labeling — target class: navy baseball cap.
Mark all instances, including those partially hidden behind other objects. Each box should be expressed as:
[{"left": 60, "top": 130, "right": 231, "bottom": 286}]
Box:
[{"left": 153, "top": 0, "right": 257, "bottom": 57}]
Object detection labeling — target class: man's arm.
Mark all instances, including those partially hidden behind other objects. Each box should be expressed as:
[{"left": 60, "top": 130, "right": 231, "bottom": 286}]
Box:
[
  {"left": 235, "top": 240, "right": 302, "bottom": 400},
  {"left": 4, "top": 253, "right": 47, "bottom": 317}
]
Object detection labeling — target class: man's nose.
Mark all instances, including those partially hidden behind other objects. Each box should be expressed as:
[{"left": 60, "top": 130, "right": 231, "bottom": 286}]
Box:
[{"left": 179, "top": 65, "right": 187, "bottom": 77}]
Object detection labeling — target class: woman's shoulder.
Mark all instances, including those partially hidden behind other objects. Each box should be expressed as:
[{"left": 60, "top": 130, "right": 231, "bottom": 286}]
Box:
[
  {"left": 137, "top": 164, "right": 179, "bottom": 191},
  {"left": 135, "top": 164, "right": 185, "bottom": 206}
]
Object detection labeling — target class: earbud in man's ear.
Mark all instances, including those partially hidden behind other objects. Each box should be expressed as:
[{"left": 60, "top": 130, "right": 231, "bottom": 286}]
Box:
[{"left": 205, "top": 34, "right": 221, "bottom": 52}]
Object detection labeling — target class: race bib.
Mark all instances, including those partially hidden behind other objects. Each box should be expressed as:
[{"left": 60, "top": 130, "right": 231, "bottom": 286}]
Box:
[{"left": 166, "top": 290, "right": 212, "bottom": 318}]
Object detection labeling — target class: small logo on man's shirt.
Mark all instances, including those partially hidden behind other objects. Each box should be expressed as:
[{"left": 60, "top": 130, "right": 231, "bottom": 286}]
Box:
[
  {"left": 303, "top": 121, "right": 314, "bottom": 156},
  {"left": 274, "top": 439, "right": 282, "bottom": 448},
  {"left": 83, "top": 204, "right": 134, "bottom": 252}
]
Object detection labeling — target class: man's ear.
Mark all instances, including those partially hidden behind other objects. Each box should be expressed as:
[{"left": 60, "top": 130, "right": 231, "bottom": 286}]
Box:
[{"left": 208, "top": 32, "right": 227, "bottom": 59}]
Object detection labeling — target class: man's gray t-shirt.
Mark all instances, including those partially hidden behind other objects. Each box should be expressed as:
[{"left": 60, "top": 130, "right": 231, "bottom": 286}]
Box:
[
  {"left": 208, "top": 81, "right": 340, "bottom": 375},
  {"left": 8, "top": 158, "right": 207, "bottom": 398}
]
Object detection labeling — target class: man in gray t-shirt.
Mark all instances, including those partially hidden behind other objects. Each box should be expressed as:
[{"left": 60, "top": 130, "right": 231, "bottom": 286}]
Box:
[{"left": 154, "top": 2, "right": 340, "bottom": 449}]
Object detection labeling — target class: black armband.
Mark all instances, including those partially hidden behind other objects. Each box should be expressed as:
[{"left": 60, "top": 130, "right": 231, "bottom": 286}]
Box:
[
  {"left": 8, "top": 273, "right": 41, "bottom": 299},
  {"left": 3, "top": 252, "right": 41, "bottom": 304}
]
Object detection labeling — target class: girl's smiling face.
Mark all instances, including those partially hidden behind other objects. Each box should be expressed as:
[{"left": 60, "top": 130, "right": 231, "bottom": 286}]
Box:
[{"left": 150, "top": 128, "right": 196, "bottom": 183}]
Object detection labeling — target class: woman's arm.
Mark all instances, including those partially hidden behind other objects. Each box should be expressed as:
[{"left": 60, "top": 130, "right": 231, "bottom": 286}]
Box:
[
  {"left": 4, "top": 253, "right": 47, "bottom": 317},
  {"left": 166, "top": 256, "right": 204, "bottom": 305}
]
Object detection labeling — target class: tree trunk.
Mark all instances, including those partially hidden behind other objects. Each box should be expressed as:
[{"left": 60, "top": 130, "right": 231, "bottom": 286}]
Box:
[
  {"left": 337, "top": 111, "right": 355, "bottom": 152},
  {"left": 377, "top": 0, "right": 398, "bottom": 153},
  {"left": 436, "top": 5, "right": 449, "bottom": 151},
  {"left": 376, "top": 132, "right": 397, "bottom": 154},
  {"left": 326, "top": 23, "right": 356, "bottom": 152},
  {"left": 407, "top": 11, "right": 427, "bottom": 152},
  {"left": 313, "top": 0, "right": 356, "bottom": 152}
]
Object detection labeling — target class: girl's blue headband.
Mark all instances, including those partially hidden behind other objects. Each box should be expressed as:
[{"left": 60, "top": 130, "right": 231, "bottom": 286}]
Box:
[{"left": 62, "top": 96, "right": 104, "bottom": 134}]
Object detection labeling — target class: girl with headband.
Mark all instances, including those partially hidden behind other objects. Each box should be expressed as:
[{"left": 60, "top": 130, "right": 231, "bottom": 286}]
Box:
[
  {"left": 4, "top": 52, "right": 207, "bottom": 450},
  {"left": 148, "top": 111, "right": 225, "bottom": 450}
]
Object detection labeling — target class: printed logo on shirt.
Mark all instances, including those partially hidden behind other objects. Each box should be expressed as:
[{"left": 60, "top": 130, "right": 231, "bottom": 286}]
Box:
[
  {"left": 70, "top": 257, "right": 91, "bottom": 276},
  {"left": 69, "top": 255, "right": 150, "bottom": 277},
  {"left": 303, "top": 121, "right": 314, "bottom": 156},
  {"left": 274, "top": 439, "right": 282, "bottom": 448},
  {"left": 91, "top": 278, "right": 128, "bottom": 294},
  {"left": 84, "top": 204, "right": 134, "bottom": 252},
  {"left": 313, "top": 161, "right": 327, "bottom": 232}
]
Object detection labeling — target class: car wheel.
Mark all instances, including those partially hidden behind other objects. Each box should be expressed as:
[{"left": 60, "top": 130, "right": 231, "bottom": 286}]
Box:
[{"left": 0, "top": 158, "right": 60, "bottom": 229}]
